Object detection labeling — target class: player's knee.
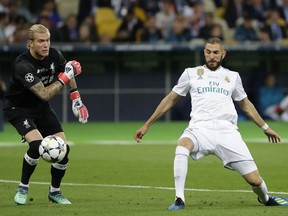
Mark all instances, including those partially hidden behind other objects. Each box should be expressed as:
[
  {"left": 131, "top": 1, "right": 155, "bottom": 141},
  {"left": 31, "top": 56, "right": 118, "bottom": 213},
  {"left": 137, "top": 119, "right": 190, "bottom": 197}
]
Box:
[
  {"left": 177, "top": 137, "right": 194, "bottom": 152},
  {"left": 244, "top": 171, "right": 262, "bottom": 187},
  {"left": 27, "top": 140, "right": 41, "bottom": 159},
  {"left": 24, "top": 140, "right": 42, "bottom": 165},
  {"left": 248, "top": 178, "right": 262, "bottom": 187}
]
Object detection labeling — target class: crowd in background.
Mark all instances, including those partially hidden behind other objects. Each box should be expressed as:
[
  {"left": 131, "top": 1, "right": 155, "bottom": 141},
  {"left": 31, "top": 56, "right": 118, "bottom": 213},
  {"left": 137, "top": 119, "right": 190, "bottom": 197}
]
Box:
[
  {"left": 1, "top": 0, "right": 288, "bottom": 121},
  {"left": 1, "top": 0, "right": 288, "bottom": 45}
]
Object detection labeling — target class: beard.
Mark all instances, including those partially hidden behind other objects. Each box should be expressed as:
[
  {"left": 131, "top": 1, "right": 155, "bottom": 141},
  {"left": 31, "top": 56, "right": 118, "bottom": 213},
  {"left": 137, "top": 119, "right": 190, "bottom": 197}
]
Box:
[{"left": 205, "top": 58, "right": 222, "bottom": 71}]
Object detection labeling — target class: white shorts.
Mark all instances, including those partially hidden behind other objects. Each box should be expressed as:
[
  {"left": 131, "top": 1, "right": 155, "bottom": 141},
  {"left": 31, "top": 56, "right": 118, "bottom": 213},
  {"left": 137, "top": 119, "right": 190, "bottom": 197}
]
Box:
[{"left": 179, "top": 124, "right": 257, "bottom": 175}]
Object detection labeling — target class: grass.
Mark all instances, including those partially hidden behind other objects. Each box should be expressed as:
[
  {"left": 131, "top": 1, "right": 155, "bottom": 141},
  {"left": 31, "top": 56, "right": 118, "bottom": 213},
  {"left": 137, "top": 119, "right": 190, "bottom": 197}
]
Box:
[{"left": 0, "top": 121, "right": 288, "bottom": 216}]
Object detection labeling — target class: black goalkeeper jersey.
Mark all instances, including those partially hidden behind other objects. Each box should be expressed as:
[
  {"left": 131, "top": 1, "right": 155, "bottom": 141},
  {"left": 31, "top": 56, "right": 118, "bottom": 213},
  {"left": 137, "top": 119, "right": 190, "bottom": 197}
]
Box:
[{"left": 4, "top": 47, "right": 66, "bottom": 108}]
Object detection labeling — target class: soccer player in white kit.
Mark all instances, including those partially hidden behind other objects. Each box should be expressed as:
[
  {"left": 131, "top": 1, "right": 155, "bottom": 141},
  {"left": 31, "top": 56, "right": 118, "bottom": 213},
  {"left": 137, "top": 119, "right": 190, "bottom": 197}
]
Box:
[{"left": 134, "top": 37, "right": 288, "bottom": 209}]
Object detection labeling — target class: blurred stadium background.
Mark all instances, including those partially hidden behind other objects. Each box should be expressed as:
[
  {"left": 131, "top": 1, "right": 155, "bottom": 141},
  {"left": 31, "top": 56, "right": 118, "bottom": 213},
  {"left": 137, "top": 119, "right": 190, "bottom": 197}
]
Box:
[
  {"left": 1, "top": 2, "right": 288, "bottom": 215},
  {"left": 0, "top": 0, "right": 288, "bottom": 124}
]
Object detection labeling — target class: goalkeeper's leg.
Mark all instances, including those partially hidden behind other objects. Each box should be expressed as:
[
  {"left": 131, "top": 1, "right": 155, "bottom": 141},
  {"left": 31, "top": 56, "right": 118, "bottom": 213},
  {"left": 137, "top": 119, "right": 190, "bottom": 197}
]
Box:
[
  {"left": 15, "top": 140, "right": 41, "bottom": 205},
  {"left": 49, "top": 144, "right": 71, "bottom": 204}
]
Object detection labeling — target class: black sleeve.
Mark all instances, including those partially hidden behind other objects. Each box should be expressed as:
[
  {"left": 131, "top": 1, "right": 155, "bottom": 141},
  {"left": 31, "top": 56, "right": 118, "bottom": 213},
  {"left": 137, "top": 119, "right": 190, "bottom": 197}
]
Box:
[
  {"left": 14, "top": 60, "right": 41, "bottom": 88},
  {"left": 57, "top": 50, "right": 67, "bottom": 72}
]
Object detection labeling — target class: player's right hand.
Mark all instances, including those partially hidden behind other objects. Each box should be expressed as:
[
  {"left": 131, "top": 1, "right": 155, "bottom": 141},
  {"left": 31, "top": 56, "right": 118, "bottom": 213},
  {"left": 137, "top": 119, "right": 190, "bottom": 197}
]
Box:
[{"left": 58, "top": 60, "right": 82, "bottom": 85}]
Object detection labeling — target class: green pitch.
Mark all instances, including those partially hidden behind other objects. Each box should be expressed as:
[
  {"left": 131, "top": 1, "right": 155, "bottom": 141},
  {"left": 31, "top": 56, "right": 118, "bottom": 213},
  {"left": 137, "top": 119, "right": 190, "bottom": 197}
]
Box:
[{"left": 0, "top": 121, "right": 288, "bottom": 216}]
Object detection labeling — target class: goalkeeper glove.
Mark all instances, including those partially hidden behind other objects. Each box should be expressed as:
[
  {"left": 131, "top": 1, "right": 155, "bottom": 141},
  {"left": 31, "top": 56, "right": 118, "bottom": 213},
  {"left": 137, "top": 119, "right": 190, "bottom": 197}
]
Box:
[
  {"left": 58, "top": 60, "right": 82, "bottom": 85},
  {"left": 70, "top": 90, "right": 89, "bottom": 123}
]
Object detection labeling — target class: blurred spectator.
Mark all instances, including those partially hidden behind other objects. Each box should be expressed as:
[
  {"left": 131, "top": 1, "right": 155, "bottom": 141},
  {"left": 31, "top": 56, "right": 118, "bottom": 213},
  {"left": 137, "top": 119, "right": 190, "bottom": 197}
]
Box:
[
  {"left": 165, "top": 15, "right": 192, "bottom": 42},
  {"left": 37, "top": 15, "right": 60, "bottom": 42},
  {"left": 140, "top": 15, "right": 163, "bottom": 43},
  {"left": 78, "top": 23, "right": 92, "bottom": 44},
  {"left": 0, "top": 0, "right": 10, "bottom": 13},
  {"left": 257, "top": 73, "right": 285, "bottom": 120},
  {"left": 112, "top": 0, "right": 134, "bottom": 18},
  {"left": 12, "top": 15, "right": 29, "bottom": 43},
  {"left": 36, "top": 0, "right": 63, "bottom": 29},
  {"left": 273, "top": 95, "right": 288, "bottom": 121},
  {"left": 27, "top": 0, "right": 45, "bottom": 17},
  {"left": 198, "top": 12, "right": 215, "bottom": 40},
  {"left": 263, "top": 8, "right": 287, "bottom": 41},
  {"left": 234, "top": 12, "right": 259, "bottom": 42},
  {"left": 113, "top": 0, "right": 147, "bottom": 22},
  {"left": 78, "top": 14, "right": 99, "bottom": 44},
  {"left": 155, "top": 0, "right": 176, "bottom": 38},
  {"left": 197, "top": 10, "right": 230, "bottom": 41},
  {"left": 94, "top": 0, "right": 121, "bottom": 42},
  {"left": 115, "top": 6, "right": 144, "bottom": 42},
  {"left": 258, "top": 27, "right": 271, "bottom": 42},
  {"left": 143, "top": 0, "right": 160, "bottom": 16},
  {"left": 80, "top": 15, "right": 98, "bottom": 42},
  {"left": 223, "top": 0, "right": 245, "bottom": 29},
  {"left": 278, "top": 0, "right": 288, "bottom": 25},
  {"left": 182, "top": 0, "right": 205, "bottom": 38},
  {"left": 0, "top": 12, "right": 8, "bottom": 43},
  {"left": 2, "top": 11, "right": 15, "bottom": 43},
  {"left": 77, "top": 0, "right": 97, "bottom": 28},
  {"left": 174, "top": 0, "right": 187, "bottom": 14},
  {"left": 210, "top": 23, "right": 224, "bottom": 40},
  {"left": 57, "top": 13, "right": 78, "bottom": 42},
  {"left": 9, "top": 0, "right": 33, "bottom": 24},
  {"left": 132, "top": 0, "right": 147, "bottom": 23},
  {"left": 55, "top": 0, "right": 79, "bottom": 20},
  {"left": 244, "top": 0, "right": 268, "bottom": 27}
]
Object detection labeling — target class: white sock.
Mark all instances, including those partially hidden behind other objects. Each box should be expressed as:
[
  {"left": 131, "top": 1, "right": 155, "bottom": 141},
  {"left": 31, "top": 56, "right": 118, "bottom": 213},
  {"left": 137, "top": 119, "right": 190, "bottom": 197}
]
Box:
[
  {"left": 19, "top": 182, "right": 29, "bottom": 188},
  {"left": 174, "top": 146, "right": 190, "bottom": 203},
  {"left": 50, "top": 186, "right": 60, "bottom": 193},
  {"left": 252, "top": 179, "right": 269, "bottom": 203}
]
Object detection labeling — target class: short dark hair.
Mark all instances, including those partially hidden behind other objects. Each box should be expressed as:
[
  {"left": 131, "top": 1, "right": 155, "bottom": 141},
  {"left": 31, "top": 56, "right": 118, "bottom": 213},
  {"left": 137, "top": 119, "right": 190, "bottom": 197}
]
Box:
[{"left": 206, "top": 37, "right": 223, "bottom": 45}]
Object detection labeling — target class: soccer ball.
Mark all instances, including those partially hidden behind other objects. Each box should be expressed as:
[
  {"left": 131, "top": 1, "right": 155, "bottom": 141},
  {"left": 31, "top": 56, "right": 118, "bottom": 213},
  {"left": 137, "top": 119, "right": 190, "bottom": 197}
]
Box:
[{"left": 39, "top": 135, "right": 67, "bottom": 163}]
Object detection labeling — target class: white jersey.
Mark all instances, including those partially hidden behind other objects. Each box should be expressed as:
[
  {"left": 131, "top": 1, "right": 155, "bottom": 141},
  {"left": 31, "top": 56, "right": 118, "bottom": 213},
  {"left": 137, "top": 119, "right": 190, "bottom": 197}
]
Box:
[{"left": 172, "top": 65, "right": 247, "bottom": 128}]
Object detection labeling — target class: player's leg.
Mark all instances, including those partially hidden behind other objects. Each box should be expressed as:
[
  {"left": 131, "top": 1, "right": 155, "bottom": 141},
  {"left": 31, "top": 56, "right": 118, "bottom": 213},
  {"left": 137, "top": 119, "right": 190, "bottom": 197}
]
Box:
[
  {"left": 4, "top": 106, "right": 43, "bottom": 204},
  {"left": 231, "top": 161, "right": 288, "bottom": 206},
  {"left": 14, "top": 129, "right": 43, "bottom": 205},
  {"left": 48, "top": 132, "right": 71, "bottom": 204},
  {"left": 39, "top": 109, "right": 71, "bottom": 204},
  {"left": 168, "top": 132, "right": 195, "bottom": 210},
  {"left": 169, "top": 127, "right": 212, "bottom": 210},
  {"left": 231, "top": 162, "right": 270, "bottom": 203}
]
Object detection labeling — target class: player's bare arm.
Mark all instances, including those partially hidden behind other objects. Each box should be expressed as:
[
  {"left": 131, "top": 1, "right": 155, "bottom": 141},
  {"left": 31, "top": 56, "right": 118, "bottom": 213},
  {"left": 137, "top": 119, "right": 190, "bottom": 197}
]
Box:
[
  {"left": 237, "top": 97, "right": 266, "bottom": 127},
  {"left": 30, "top": 81, "right": 63, "bottom": 101},
  {"left": 237, "top": 97, "right": 281, "bottom": 143},
  {"left": 66, "top": 77, "right": 77, "bottom": 91},
  {"left": 134, "top": 91, "right": 181, "bottom": 142}
]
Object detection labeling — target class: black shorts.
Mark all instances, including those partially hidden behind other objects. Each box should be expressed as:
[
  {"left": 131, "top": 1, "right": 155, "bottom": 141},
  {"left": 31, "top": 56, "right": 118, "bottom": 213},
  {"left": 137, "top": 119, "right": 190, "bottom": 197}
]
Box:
[{"left": 4, "top": 105, "right": 63, "bottom": 139}]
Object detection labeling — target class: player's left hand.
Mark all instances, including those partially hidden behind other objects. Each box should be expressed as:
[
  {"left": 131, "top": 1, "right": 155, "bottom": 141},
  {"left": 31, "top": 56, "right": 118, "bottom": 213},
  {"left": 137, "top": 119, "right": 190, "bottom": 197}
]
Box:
[
  {"left": 70, "top": 90, "right": 89, "bottom": 123},
  {"left": 263, "top": 128, "right": 281, "bottom": 143}
]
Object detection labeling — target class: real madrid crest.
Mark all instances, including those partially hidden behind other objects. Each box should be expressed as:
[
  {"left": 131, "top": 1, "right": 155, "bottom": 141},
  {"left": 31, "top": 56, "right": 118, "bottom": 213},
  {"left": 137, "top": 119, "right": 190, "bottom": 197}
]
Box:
[{"left": 197, "top": 68, "right": 204, "bottom": 80}]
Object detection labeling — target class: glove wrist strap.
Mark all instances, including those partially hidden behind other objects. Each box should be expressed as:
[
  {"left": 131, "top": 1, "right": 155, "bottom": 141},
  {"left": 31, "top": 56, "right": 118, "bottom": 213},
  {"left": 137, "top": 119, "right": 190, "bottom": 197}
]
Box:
[
  {"left": 58, "top": 72, "right": 69, "bottom": 85},
  {"left": 70, "top": 90, "right": 81, "bottom": 100}
]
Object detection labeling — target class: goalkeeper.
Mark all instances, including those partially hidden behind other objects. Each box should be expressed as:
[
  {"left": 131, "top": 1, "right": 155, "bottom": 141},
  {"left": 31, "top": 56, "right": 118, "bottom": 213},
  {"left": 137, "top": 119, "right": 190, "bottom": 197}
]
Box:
[{"left": 3, "top": 24, "right": 89, "bottom": 205}]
